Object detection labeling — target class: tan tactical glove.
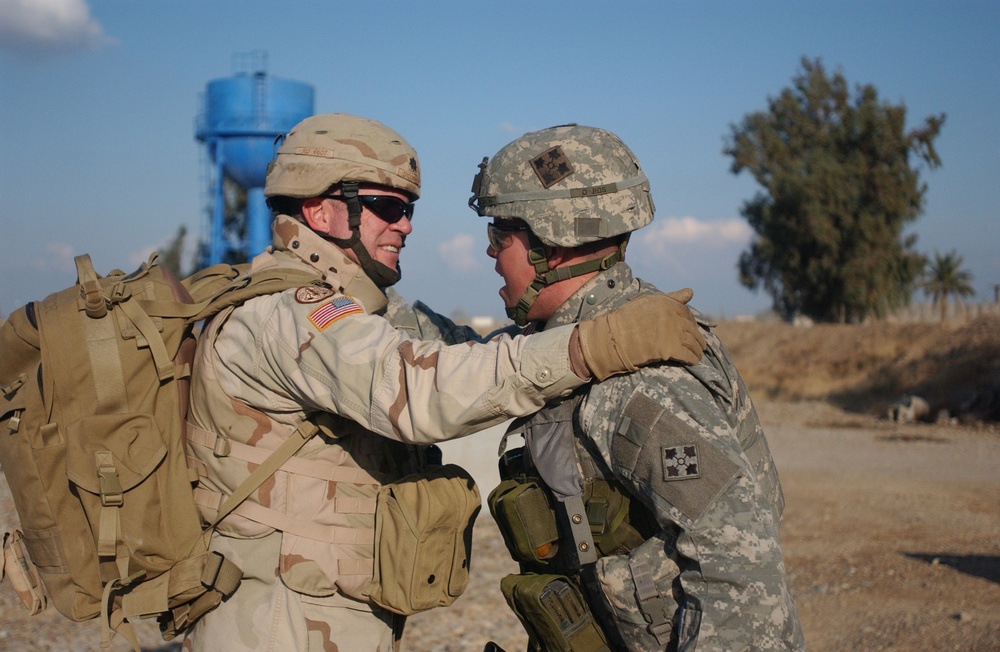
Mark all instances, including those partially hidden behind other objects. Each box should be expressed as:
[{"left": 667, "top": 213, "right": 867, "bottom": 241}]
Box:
[{"left": 571, "top": 289, "right": 706, "bottom": 381}]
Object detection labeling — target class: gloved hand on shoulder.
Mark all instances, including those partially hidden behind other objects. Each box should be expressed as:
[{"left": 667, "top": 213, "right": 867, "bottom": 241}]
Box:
[{"left": 571, "top": 289, "right": 706, "bottom": 381}]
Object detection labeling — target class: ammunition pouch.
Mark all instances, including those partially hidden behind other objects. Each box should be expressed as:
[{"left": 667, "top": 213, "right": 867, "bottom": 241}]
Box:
[
  {"left": 489, "top": 471, "right": 644, "bottom": 568},
  {"left": 500, "top": 573, "right": 610, "bottom": 652},
  {"left": 2, "top": 531, "right": 46, "bottom": 615},
  {"left": 488, "top": 479, "right": 559, "bottom": 565}
]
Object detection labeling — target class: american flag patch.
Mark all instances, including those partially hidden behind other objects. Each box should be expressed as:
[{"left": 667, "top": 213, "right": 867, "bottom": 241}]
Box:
[{"left": 308, "top": 296, "right": 362, "bottom": 330}]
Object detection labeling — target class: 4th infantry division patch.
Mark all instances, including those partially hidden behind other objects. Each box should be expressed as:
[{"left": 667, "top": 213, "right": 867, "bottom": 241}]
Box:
[
  {"left": 662, "top": 445, "right": 701, "bottom": 480},
  {"left": 531, "top": 146, "right": 574, "bottom": 188}
]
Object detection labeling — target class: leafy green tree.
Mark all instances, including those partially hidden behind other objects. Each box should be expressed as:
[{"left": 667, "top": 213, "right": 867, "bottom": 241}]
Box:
[
  {"left": 157, "top": 225, "right": 188, "bottom": 277},
  {"left": 221, "top": 177, "right": 249, "bottom": 265},
  {"left": 921, "top": 249, "right": 975, "bottom": 321},
  {"left": 725, "top": 57, "right": 945, "bottom": 322},
  {"left": 192, "top": 177, "right": 249, "bottom": 271}
]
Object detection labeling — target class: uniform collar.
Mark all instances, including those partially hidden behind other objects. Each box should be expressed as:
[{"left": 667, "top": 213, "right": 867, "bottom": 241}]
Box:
[
  {"left": 268, "top": 214, "right": 388, "bottom": 315},
  {"left": 536, "top": 262, "right": 635, "bottom": 330}
]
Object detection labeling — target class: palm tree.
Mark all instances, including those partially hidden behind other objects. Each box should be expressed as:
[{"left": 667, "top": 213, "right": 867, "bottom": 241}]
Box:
[{"left": 921, "top": 250, "right": 975, "bottom": 321}]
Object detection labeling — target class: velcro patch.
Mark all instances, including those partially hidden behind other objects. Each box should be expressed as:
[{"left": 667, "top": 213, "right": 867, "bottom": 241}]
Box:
[
  {"left": 613, "top": 390, "right": 740, "bottom": 524},
  {"left": 308, "top": 296, "right": 362, "bottom": 330},
  {"left": 531, "top": 146, "right": 574, "bottom": 188}
]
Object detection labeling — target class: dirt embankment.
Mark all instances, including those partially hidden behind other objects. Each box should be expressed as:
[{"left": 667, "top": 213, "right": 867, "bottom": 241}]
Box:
[{"left": 714, "top": 314, "right": 1000, "bottom": 424}]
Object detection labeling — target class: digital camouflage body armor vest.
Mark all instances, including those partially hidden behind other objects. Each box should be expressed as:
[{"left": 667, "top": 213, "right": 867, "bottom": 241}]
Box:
[
  {"left": 488, "top": 271, "right": 788, "bottom": 652},
  {"left": 489, "top": 393, "right": 661, "bottom": 652}
]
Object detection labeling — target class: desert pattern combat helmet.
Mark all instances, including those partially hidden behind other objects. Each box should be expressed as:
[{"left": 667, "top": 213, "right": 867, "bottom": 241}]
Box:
[
  {"left": 468, "top": 124, "right": 653, "bottom": 246},
  {"left": 265, "top": 113, "right": 420, "bottom": 200}
]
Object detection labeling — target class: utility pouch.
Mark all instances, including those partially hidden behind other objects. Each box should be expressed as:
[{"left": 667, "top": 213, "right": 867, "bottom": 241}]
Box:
[
  {"left": 500, "top": 573, "right": 610, "bottom": 652},
  {"left": 2, "top": 530, "right": 47, "bottom": 615},
  {"left": 583, "top": 480, "right": 645, "bottom": 557},
  {"left": 365, "top": 463, "right": 480, "bottom": 615},
  {"left": 488, "top": 479, "right": 559, "bottom": 564}
]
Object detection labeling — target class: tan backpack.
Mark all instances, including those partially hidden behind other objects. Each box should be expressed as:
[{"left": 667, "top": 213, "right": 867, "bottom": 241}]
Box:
[{"left": 0, "top": 254, "right": 323, "bottom": 649}]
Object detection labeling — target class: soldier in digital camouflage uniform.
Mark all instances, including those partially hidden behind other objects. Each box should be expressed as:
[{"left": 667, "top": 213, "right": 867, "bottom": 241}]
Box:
[
  {"left": 181, "top": 114, "right": 707, "bottom": 652},
  {"left": 470, "top": 124, "right": 805, "bottom": 651}
]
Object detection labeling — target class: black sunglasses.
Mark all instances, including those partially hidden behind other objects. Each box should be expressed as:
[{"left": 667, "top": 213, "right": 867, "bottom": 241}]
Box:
[
  {"left": 487, "top": 221, "right": 531, "bottom": 251},
  {"left": 324, "top": 194, "right": 415, "bottom": 224}
]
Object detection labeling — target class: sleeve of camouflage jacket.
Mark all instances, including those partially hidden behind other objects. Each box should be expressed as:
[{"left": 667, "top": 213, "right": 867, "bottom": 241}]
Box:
[
  {"left": 383, "top": 287, "right": 482, "bottom": 344},
  {"left": 384, "top": 287, "right": 521, "bottom": 344},
  {"left": 580, "top": 337, "right": 803, "bottom": 651},
  {"left": 212, "top": 288, "right": 585, "bottom": 444}
]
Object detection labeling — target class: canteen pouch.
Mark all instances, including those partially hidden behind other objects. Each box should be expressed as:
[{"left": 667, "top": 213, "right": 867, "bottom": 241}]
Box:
[
  {"left": 365, "top": 463, "right": 480, "bottom": 615},
  {"left": 488, "top": 479, "right": 560, "bottom": 565},
  {"left": 500, "top": 573, "right": 610, "bottom": 652}
]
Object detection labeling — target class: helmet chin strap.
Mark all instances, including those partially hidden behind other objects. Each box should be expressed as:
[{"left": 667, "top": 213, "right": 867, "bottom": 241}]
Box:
[
  {"left": 321, "top": 182, "right": 401, "bottom": 288},
  {"left": 507, "top": 231, "right": 625, "bottom": 327}
]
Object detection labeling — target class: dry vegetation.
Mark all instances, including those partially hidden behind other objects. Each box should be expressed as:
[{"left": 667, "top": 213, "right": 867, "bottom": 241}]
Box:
[{"left": 714, "top": 314, "right": 1000, "bottom": 424}]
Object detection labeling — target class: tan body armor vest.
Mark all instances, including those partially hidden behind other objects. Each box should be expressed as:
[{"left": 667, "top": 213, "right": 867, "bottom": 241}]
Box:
[{"left": 185, "top": 239, "right": 421, "bottom": 601}]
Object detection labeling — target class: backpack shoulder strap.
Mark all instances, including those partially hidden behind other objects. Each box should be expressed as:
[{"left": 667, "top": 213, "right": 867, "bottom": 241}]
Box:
[
  {"left": 187, "top": 267, "right": 326, "bottom": 323},
  {"left": 182, "top": 263, "right": 250, "bottom": 303}
]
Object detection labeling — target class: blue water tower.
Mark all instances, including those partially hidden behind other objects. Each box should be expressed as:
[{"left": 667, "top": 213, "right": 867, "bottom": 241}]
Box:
[{"left": 195, "top": 52, "right": 314, "bottom": 267}]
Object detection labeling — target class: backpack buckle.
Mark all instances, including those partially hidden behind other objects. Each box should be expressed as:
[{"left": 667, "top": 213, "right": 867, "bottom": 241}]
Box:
[
  {"left": 97, "top": 460, "right": 124, "bottom": 507},
  {"left": 213, "top": 434, "right": 231, "bottom": 457},
  {"left": 1, "top": 374, "right": 26, "bottom": 398},
  {"left": 108, "top": 282, "right": 131, "bottom": 304},
  {"left": 6, "top": 411, "right": 21, "bottom": 434},
  {"left": 81, "top": 279, "right": 107, "bottom": 319},
  {"left": 200, "top": 551, "right": 225, "bottom": 589}
]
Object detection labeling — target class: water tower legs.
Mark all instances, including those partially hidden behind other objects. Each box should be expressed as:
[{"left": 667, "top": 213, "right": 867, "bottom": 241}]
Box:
[{"left": 247, "top": 187, "right": 272, "bottom": 259}]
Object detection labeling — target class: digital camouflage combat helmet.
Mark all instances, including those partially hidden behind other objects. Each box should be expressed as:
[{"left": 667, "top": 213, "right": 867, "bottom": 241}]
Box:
[
  {"left": 469, "top": 123, "right": 654, "bottom": 324},
  {"left": 265, "top": 113, "right": 420, "bottom": 286}
]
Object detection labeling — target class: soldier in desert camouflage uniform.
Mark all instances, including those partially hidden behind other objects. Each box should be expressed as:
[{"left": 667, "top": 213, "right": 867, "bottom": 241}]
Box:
[
  {"left": 182, "top": 114, "right": 706, "bottom": 652},
  {"left": 471, "top": 124, "right": 805, "bottom": 651}
]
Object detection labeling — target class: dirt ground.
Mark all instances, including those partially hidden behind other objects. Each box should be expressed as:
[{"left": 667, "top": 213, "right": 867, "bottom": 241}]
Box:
[
  {"left": 743, "top": 401, "right": 1000, "bottom": 651},
  {"left": 0, "top": 317, "right": 998, "bottom": 650},
  {"left": 403, "top": 400, "right": 1000, "bottom": 652}
]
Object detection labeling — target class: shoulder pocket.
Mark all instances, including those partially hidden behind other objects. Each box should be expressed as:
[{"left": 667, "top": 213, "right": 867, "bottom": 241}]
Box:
[{"left": 612, "top": 391, "right": 740, "bottom": 524}]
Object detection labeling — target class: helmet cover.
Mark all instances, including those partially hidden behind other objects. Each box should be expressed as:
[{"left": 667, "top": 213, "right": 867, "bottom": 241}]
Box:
[
  {"left": 469, "top": 124, "right": 653, "bottom": 247},
  {"left": 265, "top": 113, "right": 420, "bottom": 199}
]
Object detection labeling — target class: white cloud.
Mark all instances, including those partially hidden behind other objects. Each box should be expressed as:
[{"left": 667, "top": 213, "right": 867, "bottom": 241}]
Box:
[
  {"left": 437, "top": 233, "right": 480, "bottom": 273},
  {"left": 40, "top": 241, "right": 76, "bottom": 272},
  {"left": 635, "top": 216, "right": 751, "bottom": 255},
  {"left": 499, "top": 122, "right": 519, "bottom": 134},
  {"left": 0, "top": 0, "right": 116, "bottom": 56},
  {"left": 626, "top": 216, "right": 751, "bottom": 282},
  {"left": 128, "top": 246, "right": 158, "bottom": 269}
]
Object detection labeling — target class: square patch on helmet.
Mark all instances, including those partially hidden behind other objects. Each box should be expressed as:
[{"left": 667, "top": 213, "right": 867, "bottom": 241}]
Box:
[{"left": 531, "top": 146, "right": 574, "bottom": 188}]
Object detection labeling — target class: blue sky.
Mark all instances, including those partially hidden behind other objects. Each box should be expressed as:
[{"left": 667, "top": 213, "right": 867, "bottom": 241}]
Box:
[{"left": 1, "top": 1, "right": 997, "bottom": 322}]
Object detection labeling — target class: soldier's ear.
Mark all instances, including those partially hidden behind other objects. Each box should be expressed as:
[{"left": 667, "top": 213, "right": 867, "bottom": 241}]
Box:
[
  {"left": 546, "top": 245, "right": 574, "bottom": 269},
  {"left": 301, "top": 198, "right": 329, "bottom": 233}
]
